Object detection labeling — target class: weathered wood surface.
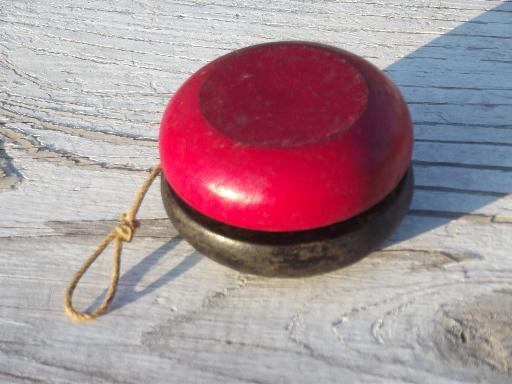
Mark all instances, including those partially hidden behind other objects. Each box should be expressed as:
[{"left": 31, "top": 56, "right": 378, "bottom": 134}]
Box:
[{"left": 1, "top": 0, "right": 512, "bottom": 382}]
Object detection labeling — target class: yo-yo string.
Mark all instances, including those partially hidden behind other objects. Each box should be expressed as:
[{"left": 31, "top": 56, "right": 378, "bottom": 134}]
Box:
[{"left": 63, "top": 164, "right": 162, "bottom": 322}]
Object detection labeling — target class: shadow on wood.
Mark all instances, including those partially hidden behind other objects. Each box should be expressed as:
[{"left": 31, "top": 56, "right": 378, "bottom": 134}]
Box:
[
  {"left": 384, "top": 1, "right": 512, "bottom": 245},
  {"left": 0, "top": 123, "right": 23, "bottom": 191},
  {"left": 87, "top": 239, "right": 202, "bottom": 313}
]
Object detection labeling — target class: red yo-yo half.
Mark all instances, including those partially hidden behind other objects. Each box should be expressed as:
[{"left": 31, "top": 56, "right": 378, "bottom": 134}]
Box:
[{"left": 159, "top": 41, "right": 414, "bottom": 277}]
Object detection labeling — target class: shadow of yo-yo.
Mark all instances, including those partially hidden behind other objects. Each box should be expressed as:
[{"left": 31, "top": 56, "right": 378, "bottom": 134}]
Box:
[{"left": 383, "top": 2, "right": 512, "bottom": 244}]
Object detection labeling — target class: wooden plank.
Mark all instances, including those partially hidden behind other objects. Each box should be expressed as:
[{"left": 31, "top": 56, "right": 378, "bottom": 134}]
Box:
[{"left": 1, "top": 1, "right": 511, "bottom": 383}]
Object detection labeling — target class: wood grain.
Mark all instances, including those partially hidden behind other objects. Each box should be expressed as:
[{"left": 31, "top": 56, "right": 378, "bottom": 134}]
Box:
[{"left": 1, "top": 1, "right": 511, "bottom": 383}]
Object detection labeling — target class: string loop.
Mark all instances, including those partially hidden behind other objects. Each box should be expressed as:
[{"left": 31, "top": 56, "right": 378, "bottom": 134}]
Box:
[{"left": 64, "top": 164, "right": 162, "bottom": 322}]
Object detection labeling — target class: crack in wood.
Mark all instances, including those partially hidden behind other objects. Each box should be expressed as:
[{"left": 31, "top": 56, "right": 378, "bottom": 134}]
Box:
[
  {"left": 0, "top": 109, "right": 158, "bottom": 146},
  {"left": 0, "top": 371, "right": 48, "bottom": 384},
  {"left": 0, "top": 125, "right": 152, "bottom": 173}
]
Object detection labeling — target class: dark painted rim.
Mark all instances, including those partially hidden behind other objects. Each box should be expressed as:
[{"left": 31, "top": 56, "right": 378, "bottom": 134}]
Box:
[{"left": 161, "top": 168, "right": 414, "bottom": 277}]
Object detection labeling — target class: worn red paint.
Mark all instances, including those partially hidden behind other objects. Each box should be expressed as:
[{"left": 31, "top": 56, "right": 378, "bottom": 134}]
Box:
[{"left": 159, "top": 42, "right": 413, "bottom": 231}]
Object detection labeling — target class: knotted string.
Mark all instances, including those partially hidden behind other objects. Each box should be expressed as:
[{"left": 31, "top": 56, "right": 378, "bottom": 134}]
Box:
[{"left": 64, "top": 164, "right": 162, "bottom": 322}]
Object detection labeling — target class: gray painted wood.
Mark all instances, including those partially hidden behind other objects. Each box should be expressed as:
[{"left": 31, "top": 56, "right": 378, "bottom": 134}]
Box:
[{"left": 1, "top": 1, "right": 511, "bottom": 383}]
